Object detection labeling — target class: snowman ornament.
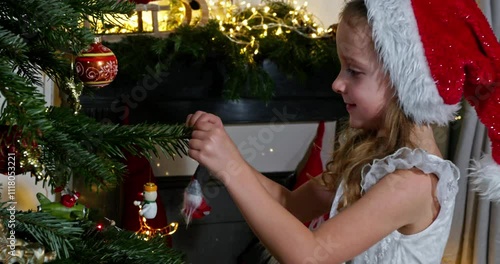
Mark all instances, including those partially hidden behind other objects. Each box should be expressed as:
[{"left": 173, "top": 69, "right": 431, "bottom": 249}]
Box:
[{"left": 134, "top": 182, "right": 158, "bottom": 219}]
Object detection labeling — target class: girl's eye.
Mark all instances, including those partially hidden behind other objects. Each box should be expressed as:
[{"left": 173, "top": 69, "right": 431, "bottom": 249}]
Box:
[{"left": 346, "top": 68, "right": 361, "bottom": 76}]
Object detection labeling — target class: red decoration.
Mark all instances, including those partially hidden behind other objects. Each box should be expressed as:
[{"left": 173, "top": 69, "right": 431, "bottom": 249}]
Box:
[
  {"left": 60, "top": 191, "right": 80, "bottom": 208},
  {"left": 121, "top": 151, "right": 172, "bottom": 246},
  {"left": 293, "top": 121, "right": 329, "bottom": 230},
  {"left": 75, "top": 37, "right": 118, "bottom": 88},
  {"left": 187, "top": 195, "right": 211, "bottom": 220},
  {"left": 182, "top": 170, "right": 212, "bottom": 225},
  {"left": 61, "top": 195, "right": 76, "bottom": 208},
  {"left": 0, "top": 125, "right": 37, "bottom": 175}
]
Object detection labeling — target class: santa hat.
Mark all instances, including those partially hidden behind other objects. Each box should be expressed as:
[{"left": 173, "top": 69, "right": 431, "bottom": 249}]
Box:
[{"left": 361, "top": 0, "right": 500, "bottom": 200}]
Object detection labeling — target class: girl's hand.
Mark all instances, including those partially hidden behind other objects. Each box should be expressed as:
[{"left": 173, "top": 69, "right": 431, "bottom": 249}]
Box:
[{"left": 186, "top": 111, "right": 247, "bottom": 182}]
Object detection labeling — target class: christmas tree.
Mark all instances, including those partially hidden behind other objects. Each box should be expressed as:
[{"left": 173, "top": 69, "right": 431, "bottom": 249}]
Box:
[
  {"left": 0, "top": 0, "right": 189, "bottom": 262},
  {"left": 0, "top": 0, "right": 338, "bottom": 262}
]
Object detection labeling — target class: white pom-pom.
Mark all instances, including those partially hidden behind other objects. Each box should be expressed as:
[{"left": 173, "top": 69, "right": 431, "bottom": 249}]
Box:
[
  {"left": 185, "top": 192, "right": 202, "bottom": 207},
  {"left": 182, "top": 179, "right": 203, "bottom": 225},
  {"left": 469, "top": 154, "right": 500, "bottom": 202}
]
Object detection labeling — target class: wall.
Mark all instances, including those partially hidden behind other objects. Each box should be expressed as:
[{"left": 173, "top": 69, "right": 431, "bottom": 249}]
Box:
[{"left": 152, "top": 121, "right": 337, "bottom": 176}]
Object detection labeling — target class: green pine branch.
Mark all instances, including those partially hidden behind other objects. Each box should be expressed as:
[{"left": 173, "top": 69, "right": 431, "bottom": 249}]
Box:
[
  {"left": 49, "top": 226, "right": 184, "bottom": 264},
  {"left": 0, "top": 203, "right": 84, "bottom": 259},
  {"left": 0, "top": 59, "right": 51, "bottom": 134},
  {"left": 47, "top": 107, "right": 191, "bottom": 160},
  {"left": 37, "top": 107, "right": 191, "bottom": 189},
  {"left": 1, "top": 204, "right": 184, "bottom": 263}
]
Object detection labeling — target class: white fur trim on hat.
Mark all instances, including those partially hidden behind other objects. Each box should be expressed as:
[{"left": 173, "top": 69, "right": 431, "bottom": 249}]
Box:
[
  {"left": 469, "top": 154, "right": 500, "bottom": 202},
  {"left": 365, "top": 0, "right": 460, "bottom": 125}
]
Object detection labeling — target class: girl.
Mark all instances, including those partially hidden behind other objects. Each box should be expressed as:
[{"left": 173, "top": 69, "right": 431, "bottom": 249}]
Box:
[{"left": 187, "top": 0, "right": 500, "bottom": 263}]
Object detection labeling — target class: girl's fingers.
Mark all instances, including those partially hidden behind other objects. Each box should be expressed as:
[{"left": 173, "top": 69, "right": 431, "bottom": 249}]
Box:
[
  {"left": 188, "top": 138, "right": 204, "bottom": 151},
  {"left": 196, "top": 112, "right": 223, "bottom": 127},
  {"left": 187, "top": 111, "right": 206, "bottom": 127},
  {"left": 187, "top": 148, "right": 200, "bottom": 161},
  {"left": 190, "top": 130, "right": 208, "bottom": 141},
  {"left": 193, "top": 121, "right": 218, "bottom": 132}
]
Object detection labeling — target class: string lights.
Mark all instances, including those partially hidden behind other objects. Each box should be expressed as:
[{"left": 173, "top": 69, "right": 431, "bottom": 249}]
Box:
[
  {"left": 135, "top": 204, "right": 179, "bottom": 240},
  {"left": 210, "top": 0, "right": 333, "bottom": 60}
]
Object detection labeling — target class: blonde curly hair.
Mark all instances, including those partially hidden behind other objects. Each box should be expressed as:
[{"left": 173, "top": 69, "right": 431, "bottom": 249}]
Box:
[{"left": 321, "top": 0, "right": 417, "bottom": 211}]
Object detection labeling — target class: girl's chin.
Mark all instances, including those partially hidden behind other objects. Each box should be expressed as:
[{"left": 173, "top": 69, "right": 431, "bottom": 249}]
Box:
[{"left": 348, "top": 118, "right": 379, "bottom": 131}]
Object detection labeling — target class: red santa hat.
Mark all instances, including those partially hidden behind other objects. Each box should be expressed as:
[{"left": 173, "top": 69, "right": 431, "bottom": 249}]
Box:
[{"left": 362, "top": 0, "right": 500, "bottom": 200}]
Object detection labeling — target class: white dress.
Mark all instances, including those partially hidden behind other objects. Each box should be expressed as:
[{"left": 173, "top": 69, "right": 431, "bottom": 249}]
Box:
[{"left": 329, "top": 148, "right": 460, "bottom": 264}]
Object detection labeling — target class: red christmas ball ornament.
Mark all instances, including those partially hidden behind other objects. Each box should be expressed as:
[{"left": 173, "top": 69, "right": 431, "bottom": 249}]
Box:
[
  {"left": 61, "top": 195, "right": 77, "bottom": 208},
  {"left": 75, "top": 37, "right": 118, "bottom": 88},
  {"left": 61, "top": 191, "right": 80, "bottom": 208}
]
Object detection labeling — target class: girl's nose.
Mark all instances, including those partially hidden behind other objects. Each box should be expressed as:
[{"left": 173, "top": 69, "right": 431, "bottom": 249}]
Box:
[{"left": 332, "top": 76, "right": 345, "bottom": 94}]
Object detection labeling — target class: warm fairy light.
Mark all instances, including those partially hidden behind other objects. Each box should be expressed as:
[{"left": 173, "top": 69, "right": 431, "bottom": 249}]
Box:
[
  {"left": 92, "top": 0, "right": 187, "bottom": 34},
  {"left": 214, "top": 0, "right": 330, "bottom": 55},
  {"left": 135, "top": 204, "right": 179, "bottom": 240},
  {"left": 16, "top": 141, "right": 44, "bottom": 179}
]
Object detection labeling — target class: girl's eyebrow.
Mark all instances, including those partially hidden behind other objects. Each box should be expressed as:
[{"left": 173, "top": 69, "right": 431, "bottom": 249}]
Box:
[{"left": 340, "top": 54, "right": 370, "bottom": 69}]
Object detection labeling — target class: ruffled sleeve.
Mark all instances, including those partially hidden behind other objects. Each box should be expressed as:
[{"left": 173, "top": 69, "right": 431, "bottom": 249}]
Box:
[{"left": 360, "top": 147, "right": 460, "bottom": 209}]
